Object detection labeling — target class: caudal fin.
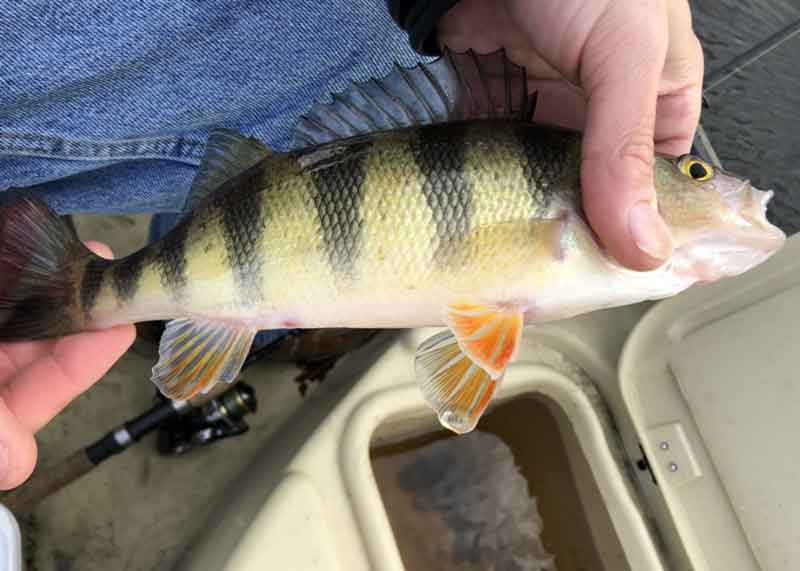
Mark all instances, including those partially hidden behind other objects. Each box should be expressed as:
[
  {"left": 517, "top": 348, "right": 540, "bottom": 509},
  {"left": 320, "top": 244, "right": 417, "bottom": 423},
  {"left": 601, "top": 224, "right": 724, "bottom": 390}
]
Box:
[{"left": 0, "top": 195, "right": 93, "bottom": 341}]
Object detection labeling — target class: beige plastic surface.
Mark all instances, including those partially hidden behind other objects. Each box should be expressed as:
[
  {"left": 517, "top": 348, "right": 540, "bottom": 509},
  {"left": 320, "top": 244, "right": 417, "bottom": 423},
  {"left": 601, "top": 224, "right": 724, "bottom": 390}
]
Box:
[
  {"left": 177, "top": 324, "right": 668, "bottom": 571},
  {"left": 621, "top": 234, "right": 800, "bottom": 571},
  {"left": 225, "top": 471, "right": 341, "bottom": 570}
]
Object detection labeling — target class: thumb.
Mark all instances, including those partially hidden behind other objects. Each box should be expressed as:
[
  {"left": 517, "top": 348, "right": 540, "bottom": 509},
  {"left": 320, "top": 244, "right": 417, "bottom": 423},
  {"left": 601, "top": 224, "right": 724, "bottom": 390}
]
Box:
[{"left": 579, "top": 3, "right": 674, "bottom": 271}]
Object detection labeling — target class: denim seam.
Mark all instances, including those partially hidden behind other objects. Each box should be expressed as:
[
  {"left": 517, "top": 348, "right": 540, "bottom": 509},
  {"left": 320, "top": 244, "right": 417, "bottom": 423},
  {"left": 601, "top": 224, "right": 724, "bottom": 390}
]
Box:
[{"left": 0, "top": 131, "right": 205, "bottom": 164}]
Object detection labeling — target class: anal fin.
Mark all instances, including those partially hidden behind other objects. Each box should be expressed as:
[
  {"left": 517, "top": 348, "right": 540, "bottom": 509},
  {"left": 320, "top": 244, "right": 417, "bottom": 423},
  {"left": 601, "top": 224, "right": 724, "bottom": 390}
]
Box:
[{"left": 152, "top": 318, "right": 256, "bottom": 400}]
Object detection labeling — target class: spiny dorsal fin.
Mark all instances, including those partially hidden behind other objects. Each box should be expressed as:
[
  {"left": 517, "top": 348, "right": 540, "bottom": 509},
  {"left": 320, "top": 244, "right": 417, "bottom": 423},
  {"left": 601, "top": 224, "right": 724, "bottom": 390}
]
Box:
[
  {"left": 290, "top": 47, "right": 537, "bottom": 149},
  {"left": 183, "top": 129, "right": 272, "bottom": 215}
]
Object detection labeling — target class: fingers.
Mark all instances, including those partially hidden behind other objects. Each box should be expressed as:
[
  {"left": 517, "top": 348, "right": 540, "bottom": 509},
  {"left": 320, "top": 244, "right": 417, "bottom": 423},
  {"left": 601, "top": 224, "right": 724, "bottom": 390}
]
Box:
[
  {"left": 578, "top": 1, "right": 675, "bottom": 270},
  {"left": 655, "top": 0, "right": 704, "bottom": 155},
  {"left": 0, "top": 325, "right": 135, "bottom": 434},
  {"left": 0, "top": 399, "right": 37, "bottom": 490}
]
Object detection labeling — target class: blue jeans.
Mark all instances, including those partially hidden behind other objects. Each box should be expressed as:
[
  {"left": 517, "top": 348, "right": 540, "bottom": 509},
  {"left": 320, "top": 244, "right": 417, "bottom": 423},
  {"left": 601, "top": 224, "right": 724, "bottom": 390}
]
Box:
[
  {"left": 1, "top": 1, "right": 427, "bottom": 349},
  {"left": 0, "top": 0, "right": 428, "bottom": 215}
]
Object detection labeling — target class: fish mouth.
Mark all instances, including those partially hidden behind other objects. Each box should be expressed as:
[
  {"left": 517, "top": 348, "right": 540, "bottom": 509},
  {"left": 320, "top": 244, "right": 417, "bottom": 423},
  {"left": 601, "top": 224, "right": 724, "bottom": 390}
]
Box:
[
  {"left": 676, "top": 224, "right": 785, "bottom": 282},
  {"left": 736, "top": 182, "right": 771, "bottom": 218},
  {"left": 743, "top": 191, "right": 786, "bottom": 253},
  {"left": 722, "top": 180, "right": 785, "bottom": 243},
  {"left": 672, "top": 181, "right": 786, "bottom": 282}
]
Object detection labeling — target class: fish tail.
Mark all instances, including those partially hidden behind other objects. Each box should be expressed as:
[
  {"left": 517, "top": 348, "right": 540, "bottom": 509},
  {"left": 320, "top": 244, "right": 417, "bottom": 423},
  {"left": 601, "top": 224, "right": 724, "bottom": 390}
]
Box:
[{"left": 0, "top": 195, "right": 95, "bottom": 341}]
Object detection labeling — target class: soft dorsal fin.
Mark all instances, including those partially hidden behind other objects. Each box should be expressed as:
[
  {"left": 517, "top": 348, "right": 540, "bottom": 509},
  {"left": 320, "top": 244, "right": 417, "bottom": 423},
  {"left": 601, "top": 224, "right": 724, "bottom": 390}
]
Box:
[
  {"left": 290, "top": 48, "right": 537, "bottom": 149},
  {"left": 183, "top": 129, "right": 272, "bottom": 215}
]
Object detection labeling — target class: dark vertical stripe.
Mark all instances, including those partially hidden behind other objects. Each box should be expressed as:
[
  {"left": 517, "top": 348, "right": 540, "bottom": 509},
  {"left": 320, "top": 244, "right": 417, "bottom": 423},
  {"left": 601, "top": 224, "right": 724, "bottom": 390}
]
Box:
[
  {"left": 308, "top": 142, "right": 370, "bottom": 282},
  {"left": 80, "top": 258, "right": 111, "bottom": 314},
  {"left": 409, "top": 123, "right": 473, "bottom": 266},
  {"left": 111, "top": 250, "right": 148, "bottom": 302},
  {"left": 514, "top": 124, "right": 576, "bottom": 209},
  {"left": 157, "top": 215, "right": 191, "bottom": 300},
  {"left": 221, "top": 172, "right": 266, "bottom": 305}
]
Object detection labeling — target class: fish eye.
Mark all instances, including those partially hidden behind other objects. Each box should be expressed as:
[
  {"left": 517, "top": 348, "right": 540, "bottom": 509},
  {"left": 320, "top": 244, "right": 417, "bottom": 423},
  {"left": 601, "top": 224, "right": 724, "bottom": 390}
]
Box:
[{"left": 678, "top": 155, "right": 714, "bottom": 182}]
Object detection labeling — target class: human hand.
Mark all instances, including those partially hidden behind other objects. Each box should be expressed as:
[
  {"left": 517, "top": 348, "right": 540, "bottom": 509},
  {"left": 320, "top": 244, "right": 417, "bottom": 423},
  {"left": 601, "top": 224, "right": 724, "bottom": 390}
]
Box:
[
  {"left": 437, "top": 0, "right": 704, "bottom": 270},
  {"left": 0, "top": 242, "right": 135, "bottom": 490}
]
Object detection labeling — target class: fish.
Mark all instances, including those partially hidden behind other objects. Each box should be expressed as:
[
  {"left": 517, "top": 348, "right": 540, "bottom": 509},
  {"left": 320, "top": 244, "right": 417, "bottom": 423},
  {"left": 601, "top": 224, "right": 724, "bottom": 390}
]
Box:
[{"left": 0, "top": 49, "right": 786, "bottom": 434}]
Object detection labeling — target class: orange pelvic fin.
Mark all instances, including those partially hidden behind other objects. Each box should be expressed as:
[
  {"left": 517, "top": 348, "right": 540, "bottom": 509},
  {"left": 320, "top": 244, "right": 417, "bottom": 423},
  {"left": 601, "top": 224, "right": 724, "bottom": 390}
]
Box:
[
  {"left": 444, "top": 300, "right": 524, "bottom": 378},
  {"left": 415, "top": 329, "right": 501, "bottom": 434}
]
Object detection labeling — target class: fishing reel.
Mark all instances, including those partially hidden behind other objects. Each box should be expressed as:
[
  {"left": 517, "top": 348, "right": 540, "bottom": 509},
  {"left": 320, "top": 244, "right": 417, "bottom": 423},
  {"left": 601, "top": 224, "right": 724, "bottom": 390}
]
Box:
[{"left": 156, "top": 382, "right": 257, "bottom": 456}]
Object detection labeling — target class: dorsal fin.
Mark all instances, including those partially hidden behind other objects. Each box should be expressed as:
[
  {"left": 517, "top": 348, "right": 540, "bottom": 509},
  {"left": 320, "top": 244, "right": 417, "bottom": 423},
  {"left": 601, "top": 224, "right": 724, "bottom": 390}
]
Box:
[
  {"left": 290, "top": 48, "right": 537, "bottom": 149},
  {"left": 183, "top": 129, "right": 272, "bottom": 215}
]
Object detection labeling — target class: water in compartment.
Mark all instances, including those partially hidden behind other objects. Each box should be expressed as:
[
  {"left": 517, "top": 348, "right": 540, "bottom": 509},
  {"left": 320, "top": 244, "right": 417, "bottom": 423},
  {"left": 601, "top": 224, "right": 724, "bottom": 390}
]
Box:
[{"left": 370, "top": 395, "right": 630, "bottom": 571}]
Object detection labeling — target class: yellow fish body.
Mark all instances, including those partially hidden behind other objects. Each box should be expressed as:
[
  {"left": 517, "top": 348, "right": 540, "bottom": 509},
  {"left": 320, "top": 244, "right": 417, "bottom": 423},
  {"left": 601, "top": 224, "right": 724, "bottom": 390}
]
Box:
[{"left": 0, "top": 50, "right": 785, "bottom": 433}]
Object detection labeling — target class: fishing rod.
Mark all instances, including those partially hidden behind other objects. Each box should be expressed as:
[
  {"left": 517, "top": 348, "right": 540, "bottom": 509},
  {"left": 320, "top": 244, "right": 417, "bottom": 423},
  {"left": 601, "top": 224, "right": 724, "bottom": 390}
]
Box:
[
  {"left": 0, "top": 327, "right": 380, "bottom": 515},
  {"left": 1, "top": 382, "right": 257, "bottom": 515}
]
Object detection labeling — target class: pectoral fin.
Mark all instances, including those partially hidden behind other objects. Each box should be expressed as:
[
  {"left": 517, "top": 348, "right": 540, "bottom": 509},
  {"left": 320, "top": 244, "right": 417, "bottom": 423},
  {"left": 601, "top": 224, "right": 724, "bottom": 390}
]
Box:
[{"left": 152, "top": 318, "right": 256, "bottom": 400}]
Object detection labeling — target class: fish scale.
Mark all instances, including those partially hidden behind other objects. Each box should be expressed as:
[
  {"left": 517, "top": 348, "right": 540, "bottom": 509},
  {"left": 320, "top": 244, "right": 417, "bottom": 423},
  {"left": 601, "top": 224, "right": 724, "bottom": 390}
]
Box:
[
  {"left": 111, "top": 249, "right": 147, "bottom": 303},
  {"left": 309, "top": 145, "right": 368, "bottom": 285},
  {"left": 355, "top": 130, "right": 438, "bottom": 293},
  {"left": 410, "top": 124, "right": 474, "bottom": 267},
  {"left": 155, "top": 219, "right": 190, "bottom": 300},
  {"left": 517, "top": 127, "right": 578, "bottom": 209},
  {"left": 221, "top": 174, "right": 265, "bottom": 305}
]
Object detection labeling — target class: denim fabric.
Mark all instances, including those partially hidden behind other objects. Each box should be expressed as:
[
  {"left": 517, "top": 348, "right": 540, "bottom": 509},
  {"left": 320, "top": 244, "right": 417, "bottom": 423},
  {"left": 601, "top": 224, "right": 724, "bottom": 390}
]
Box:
[{"left": 0, "top": 0, "right": 429, "bottom": 215}]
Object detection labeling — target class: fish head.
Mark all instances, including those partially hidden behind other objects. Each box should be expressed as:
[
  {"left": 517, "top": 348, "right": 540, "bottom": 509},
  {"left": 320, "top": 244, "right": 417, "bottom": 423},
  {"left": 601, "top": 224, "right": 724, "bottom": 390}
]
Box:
[{"left": 654, "top": 153, "right": 786, "bottom": 282}]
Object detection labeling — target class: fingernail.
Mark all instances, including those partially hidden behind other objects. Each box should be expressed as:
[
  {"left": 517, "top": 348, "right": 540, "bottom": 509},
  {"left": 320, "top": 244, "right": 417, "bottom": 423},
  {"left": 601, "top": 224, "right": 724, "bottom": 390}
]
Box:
[{"left": 629, "top": 201, "right": 674, "bottom": 261}]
